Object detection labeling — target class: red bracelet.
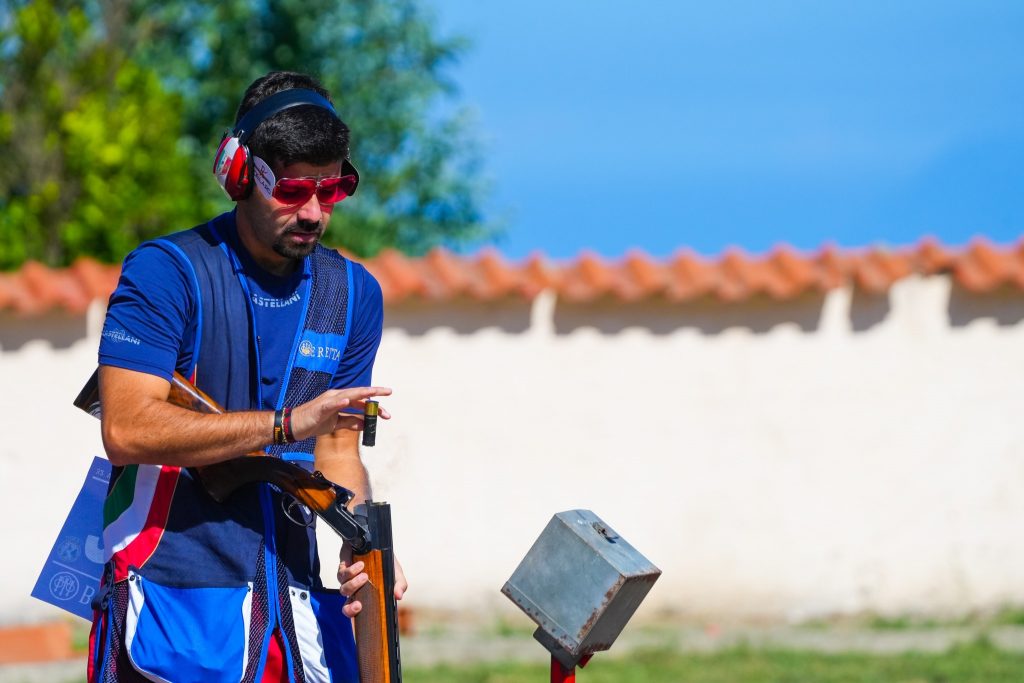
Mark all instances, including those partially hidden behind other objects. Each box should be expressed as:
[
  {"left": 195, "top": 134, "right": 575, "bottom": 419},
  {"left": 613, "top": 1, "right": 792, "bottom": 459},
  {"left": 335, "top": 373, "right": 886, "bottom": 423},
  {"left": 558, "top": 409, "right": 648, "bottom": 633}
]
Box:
[{"left": 281, "top": 407, "right": 295, "bottom": 444}]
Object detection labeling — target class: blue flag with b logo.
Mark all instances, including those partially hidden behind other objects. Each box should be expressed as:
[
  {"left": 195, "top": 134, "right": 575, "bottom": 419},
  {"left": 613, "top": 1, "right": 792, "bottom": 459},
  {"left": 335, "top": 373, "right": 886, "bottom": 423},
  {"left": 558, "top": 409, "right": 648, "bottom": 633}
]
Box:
[{"left": 31, "top": 456, "right": 110, "bottom": 620}]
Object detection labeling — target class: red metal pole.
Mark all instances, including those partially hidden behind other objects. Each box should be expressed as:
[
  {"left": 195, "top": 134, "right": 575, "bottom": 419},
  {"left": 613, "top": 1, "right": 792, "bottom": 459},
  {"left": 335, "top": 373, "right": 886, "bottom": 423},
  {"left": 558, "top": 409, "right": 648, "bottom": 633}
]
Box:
[{"left": 551, "top": 656, "right": 575, "bottom": 683}]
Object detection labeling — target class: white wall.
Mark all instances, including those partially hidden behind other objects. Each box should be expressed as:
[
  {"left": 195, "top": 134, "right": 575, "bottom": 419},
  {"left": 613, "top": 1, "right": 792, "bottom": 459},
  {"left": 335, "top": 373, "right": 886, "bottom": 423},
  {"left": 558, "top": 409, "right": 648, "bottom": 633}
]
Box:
[
  {"left": 0, "top": 304, "right": 107, "bottom": 623},
  {"left": 4, "top": 275, "right": 1024, "bottom": 624},
  {"left": 365, "top": 275, "right": 1024, "bottom": 621}
]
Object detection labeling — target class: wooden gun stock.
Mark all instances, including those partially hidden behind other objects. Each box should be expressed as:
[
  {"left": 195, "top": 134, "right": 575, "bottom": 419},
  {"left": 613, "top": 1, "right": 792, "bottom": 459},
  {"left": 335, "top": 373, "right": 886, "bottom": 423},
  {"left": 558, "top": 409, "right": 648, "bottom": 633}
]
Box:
[
  {"left": 75, "top": 369, "right": 404, "bottom": 682},
  {"left": 352, "top": 502, "right": 402, "bottom": 683}
]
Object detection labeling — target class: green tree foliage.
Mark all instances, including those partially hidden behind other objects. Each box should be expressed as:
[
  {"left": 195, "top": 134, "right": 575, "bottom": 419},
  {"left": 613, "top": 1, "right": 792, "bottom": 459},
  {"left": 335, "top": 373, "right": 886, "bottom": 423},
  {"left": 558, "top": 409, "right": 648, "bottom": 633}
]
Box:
[
  {"left": 0, "top": 0, "right": 203, "bottom": 268},
  {"left": 0, "top": 0, "right": 489, "bottom": 268}
]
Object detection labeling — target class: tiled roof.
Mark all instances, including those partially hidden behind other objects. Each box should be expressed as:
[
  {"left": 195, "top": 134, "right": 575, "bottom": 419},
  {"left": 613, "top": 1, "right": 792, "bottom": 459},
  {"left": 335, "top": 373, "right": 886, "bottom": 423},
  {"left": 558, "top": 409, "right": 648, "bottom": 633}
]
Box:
[
  {"left": 0, "top": 258, "right": 121, "bottom": 315},
  {"left": 1, "top": 239, "right": 1022, "bottom": 315}
]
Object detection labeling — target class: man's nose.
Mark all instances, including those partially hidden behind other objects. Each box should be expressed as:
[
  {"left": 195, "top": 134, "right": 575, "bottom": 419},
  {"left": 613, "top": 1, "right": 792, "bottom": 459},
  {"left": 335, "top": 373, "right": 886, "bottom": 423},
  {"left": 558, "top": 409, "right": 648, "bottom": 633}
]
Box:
[{"left": 295, "top": 192, "right": 323, "bottom": 224}]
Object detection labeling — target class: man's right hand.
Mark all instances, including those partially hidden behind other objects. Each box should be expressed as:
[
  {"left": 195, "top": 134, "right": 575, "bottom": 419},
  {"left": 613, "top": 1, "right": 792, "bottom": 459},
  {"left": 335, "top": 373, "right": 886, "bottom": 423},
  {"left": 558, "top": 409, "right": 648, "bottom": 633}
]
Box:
[{"left": 290, "top": 386, "right": 392, "bottom": 442}]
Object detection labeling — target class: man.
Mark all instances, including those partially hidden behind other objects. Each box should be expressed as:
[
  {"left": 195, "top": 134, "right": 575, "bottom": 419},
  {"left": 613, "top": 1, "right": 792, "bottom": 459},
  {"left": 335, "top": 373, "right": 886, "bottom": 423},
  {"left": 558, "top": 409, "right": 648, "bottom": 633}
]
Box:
[{"left": 89, "top": 71, "right": 405, "bottom": 682}]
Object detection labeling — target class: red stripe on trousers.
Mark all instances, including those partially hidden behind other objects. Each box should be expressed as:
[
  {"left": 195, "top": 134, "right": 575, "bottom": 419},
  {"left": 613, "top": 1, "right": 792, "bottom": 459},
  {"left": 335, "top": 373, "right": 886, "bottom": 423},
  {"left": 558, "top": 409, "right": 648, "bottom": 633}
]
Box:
[{"left": 261, "top": 630, "right": 289, "bottom": 683}]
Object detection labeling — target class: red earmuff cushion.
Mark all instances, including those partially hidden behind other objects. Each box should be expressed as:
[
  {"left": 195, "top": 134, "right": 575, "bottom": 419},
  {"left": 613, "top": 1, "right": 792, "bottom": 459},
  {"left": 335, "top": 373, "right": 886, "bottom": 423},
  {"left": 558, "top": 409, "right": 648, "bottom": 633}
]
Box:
[{"left": 225, "top": 145, "right": 252, "bottom": 200}]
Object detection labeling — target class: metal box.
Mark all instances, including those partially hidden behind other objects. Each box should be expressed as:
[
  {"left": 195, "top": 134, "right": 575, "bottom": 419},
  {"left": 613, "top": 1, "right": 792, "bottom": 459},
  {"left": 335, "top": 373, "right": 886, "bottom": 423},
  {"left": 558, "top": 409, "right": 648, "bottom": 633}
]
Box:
[{"left": 501, "top": 509, "right": 661, "bottom": 667}]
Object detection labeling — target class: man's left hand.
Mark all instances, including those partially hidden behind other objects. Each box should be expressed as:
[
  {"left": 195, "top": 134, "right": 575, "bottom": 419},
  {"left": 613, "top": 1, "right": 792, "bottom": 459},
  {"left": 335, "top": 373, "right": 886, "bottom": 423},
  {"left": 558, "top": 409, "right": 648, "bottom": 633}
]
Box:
[{"left": 338, "top": 548, "right": 407, "bottom": 619}]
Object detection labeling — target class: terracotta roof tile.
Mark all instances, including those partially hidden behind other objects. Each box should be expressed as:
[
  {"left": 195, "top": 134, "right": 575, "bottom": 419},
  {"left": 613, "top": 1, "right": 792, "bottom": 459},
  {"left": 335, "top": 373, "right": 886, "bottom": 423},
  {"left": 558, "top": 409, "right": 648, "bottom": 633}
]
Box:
[
  {"left": 521, "top": 253, "right": 561, "bottom": 293},
  {"left": 814, "top": 244, "right": 848, "bottom": 290},
  {"left": 851, "top": 248, "right": 911, "bottom": 294},
  {"left": 915, "top": 237, "right": 956, "bottom": 274},
  {"left": 1, "top": 261, "right": 95, "bottom": 315},
  {"left": 766, "top": 246, "right": 820, "bottom": 299},
  {"left": 666, "top": 250, "right": 717, "bottom": 301},
  {"left": 716, "top": 248, "right": 760, "bottom": 301},
  {"left": 954, "top": 238, "right": 1019, "bottom": 292},
  {"left": 620, "top": 251, "right": 669, "bottom": 301},
  {"left": 3, "top": 238, "right": 1024, "bottom": 314},
  {"left": 1013, "top": 241, "right": 1024, "bottom": 289},
  {"left": 558, "top": 251, "right": 617, "bottom": 302},
  {"left": 471, "top": 249, "right": 543, "bottom": 300},
  {"left": 368, "top": 249, "right": 423, "bottom": 301}
]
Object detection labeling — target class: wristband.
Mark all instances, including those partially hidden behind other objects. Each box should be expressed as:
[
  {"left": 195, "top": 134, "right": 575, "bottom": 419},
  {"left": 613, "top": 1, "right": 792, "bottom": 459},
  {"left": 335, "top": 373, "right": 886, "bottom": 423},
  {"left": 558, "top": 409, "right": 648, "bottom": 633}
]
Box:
[
  {"left": 273, "top": 407, "right": 294, "bottom": 445},
  {"left": 273, "top": 408, "right": 285, "bottom": 445}
]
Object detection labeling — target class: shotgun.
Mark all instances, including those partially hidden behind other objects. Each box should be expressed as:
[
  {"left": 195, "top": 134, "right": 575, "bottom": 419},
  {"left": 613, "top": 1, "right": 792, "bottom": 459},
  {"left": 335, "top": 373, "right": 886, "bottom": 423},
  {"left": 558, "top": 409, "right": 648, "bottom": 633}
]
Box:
[{"left": 74, "top": 369, "right": 402, "bottom": 682}]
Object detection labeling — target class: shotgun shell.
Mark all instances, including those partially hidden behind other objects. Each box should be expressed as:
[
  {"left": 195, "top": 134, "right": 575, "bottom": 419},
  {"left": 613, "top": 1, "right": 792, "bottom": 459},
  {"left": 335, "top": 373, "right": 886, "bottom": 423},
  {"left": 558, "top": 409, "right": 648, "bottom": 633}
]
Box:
[{"left": 362, "top": 400, "right": 379, "bottom": 447}]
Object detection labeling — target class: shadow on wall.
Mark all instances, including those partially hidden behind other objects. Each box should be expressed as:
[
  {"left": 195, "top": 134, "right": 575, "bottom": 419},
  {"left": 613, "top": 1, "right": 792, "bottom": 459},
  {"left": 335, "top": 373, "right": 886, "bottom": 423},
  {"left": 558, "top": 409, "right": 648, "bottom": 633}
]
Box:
[
  {"left": 850, "top": 291, "right": 891, "bottom": 332},
  {"left": 382, "top": 294, "right": 833, "bottom": 336},
  {"left": 948, "top": 286, "right": 1024, "bottom": 327},
  {"left": 554, "top": 293, "right": 828, "bottom": 335},
  {"left": 0, "top": 313, "right": 89, "bottom": 351},
  {"left": 384, "top": 298, "right": 532, "bottom": 335}
]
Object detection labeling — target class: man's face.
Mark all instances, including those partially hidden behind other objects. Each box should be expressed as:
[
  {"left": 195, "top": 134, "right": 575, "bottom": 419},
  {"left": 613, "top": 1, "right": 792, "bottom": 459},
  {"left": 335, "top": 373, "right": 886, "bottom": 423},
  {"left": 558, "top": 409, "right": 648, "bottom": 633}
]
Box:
[{"left": 239, "top": 159, "right": 343, "bottom": 267}]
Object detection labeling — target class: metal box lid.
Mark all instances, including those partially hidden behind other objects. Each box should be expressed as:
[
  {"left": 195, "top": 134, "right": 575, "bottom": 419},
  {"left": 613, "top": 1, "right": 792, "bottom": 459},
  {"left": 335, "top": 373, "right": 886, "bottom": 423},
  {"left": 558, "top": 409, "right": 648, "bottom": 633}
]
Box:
[{"left": 501, "top": 509, "right": 661, "bottom": 664}]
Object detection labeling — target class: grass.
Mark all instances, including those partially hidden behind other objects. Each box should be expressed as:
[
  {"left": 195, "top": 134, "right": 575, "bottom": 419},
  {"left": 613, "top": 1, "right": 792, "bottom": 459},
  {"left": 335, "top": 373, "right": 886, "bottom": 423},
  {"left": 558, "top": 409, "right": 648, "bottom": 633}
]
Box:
[
  {"left": 863, "top": 606, "right": 1024, "bottom": 631},
  {"left": 993, "top": 607, "right": 1024, "bottom": 627},
  {"left": 71, "top": 620, "right": 91, "bottom": 654},
  {"left": 489, "top": 615, "right": 536, "bottom": 638},
  {"left": 404, "top": 637, "right": 1024, "bottom": 683},
  {"left": 794, "top": 606, "right": 1024, "bottom": 632},
  {"left": 51, "top": 623, "right": 1024, "bottom": 683}
]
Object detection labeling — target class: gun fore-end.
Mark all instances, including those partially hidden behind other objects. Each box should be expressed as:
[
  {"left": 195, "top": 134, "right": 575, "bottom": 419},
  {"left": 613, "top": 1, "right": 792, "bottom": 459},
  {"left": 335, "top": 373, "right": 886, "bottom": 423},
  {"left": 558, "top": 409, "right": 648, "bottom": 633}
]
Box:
[{"left": 352, "top": 501, "right": 401, "bottom": 683}]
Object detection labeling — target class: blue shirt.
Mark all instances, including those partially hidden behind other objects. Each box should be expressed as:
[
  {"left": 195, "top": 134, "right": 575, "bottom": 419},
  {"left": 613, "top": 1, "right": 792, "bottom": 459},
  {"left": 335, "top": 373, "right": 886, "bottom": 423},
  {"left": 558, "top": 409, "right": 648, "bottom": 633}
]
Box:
[{"left": 99, "top": 212, "right": 383, "bottom": 410}]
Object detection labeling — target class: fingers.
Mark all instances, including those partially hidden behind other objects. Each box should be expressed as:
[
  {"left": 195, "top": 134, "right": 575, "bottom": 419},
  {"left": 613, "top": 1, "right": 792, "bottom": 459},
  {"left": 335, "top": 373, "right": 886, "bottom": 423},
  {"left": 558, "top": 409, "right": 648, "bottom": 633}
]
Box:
[
  {"left": 332, "top": 386, "right": 392, "bottom": 405},
  {"left": 339, "top": 573, "right": 368, "bottom": 606},
  {"left": 331, "top": 405, "right": 391, "bottom": 433},
  {"left": 393, "top": 556, "right": 408, "bottom": 601},
  {"left": 340, "top": 400, "right": 392, "bottom": 420},
  {"left": 343, "top": 599, "right": 362, "bottom": 619},
  {"left": 337, "top": 560, "right": 365, "bottom": 592},
  {"left": 293, "top": 386, "right": 392, "bottom": 441},
  {"left": 316, "top": 388, "right": 390, "bottom": 420},
  {"left": 321, "top": 388, "right": 393, "bottom": 432},
  {"left": 338, "top": 556, "right": 407, "bottom": 617},
  {"left": 338, "top": 559, "right": 369, "bottom": 618}
]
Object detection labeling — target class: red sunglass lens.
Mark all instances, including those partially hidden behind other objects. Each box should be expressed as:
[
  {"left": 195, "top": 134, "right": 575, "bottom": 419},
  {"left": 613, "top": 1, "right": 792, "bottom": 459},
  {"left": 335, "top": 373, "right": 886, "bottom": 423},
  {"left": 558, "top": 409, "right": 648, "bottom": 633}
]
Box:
[
  {"left": 315, "top": 175, "right": 358, "bottom": 204},
  {"left": 273, "top": 179, "right": 317, "bottom": 205}
]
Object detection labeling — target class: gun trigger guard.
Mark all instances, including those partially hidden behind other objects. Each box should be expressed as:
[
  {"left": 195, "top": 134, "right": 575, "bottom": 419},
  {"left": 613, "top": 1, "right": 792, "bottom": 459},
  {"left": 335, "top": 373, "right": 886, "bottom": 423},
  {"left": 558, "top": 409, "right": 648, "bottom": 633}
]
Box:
[{"left": 281, "top": 496, "right": 315, "bottom": 529}]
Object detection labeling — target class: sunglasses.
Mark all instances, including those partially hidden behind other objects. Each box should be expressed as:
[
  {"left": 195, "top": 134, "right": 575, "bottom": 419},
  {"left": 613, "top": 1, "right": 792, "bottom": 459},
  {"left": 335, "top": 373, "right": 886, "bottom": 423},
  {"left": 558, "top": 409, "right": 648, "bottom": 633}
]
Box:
[
  {"left": 272, "top": 174, "right": 358, "bottom": 205},
  {"left": 252, "top": 155, "right": 360, "bottom": 205}
]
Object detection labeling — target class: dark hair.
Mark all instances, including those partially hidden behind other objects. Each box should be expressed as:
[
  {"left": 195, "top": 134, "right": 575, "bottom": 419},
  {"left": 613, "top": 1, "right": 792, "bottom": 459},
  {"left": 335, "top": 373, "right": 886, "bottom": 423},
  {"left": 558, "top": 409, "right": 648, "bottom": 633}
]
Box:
[{"left": 234, "top": 71, "right": 350, "bottom": 168}]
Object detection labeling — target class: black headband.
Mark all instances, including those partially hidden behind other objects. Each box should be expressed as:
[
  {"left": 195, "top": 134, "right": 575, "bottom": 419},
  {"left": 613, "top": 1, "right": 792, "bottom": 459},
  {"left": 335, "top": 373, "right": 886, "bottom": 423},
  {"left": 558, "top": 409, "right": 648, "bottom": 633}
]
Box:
[{"left": 233, "top": 88, "right": 338, "bottom": 143}]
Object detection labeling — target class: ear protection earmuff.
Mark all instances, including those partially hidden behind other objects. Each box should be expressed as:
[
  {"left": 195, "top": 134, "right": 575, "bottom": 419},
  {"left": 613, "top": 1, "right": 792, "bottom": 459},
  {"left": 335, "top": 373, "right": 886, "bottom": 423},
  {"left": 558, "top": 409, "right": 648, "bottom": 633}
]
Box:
[{"left": 213, "top": 88, "right": 343, "bottom": 200}]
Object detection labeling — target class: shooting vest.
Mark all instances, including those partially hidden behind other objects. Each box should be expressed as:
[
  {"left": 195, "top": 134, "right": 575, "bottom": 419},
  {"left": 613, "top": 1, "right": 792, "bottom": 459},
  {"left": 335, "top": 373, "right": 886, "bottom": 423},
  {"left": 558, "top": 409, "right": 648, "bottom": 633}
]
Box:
[{"left": 90, "top": 212, "right": 360, "bottom": 683}]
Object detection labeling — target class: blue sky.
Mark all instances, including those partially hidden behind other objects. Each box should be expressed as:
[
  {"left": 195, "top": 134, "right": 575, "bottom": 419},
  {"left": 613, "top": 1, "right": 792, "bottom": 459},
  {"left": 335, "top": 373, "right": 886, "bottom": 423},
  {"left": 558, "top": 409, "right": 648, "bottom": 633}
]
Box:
[{"left": 431, "top": 1, "right": 1024, "bottom": 260}]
